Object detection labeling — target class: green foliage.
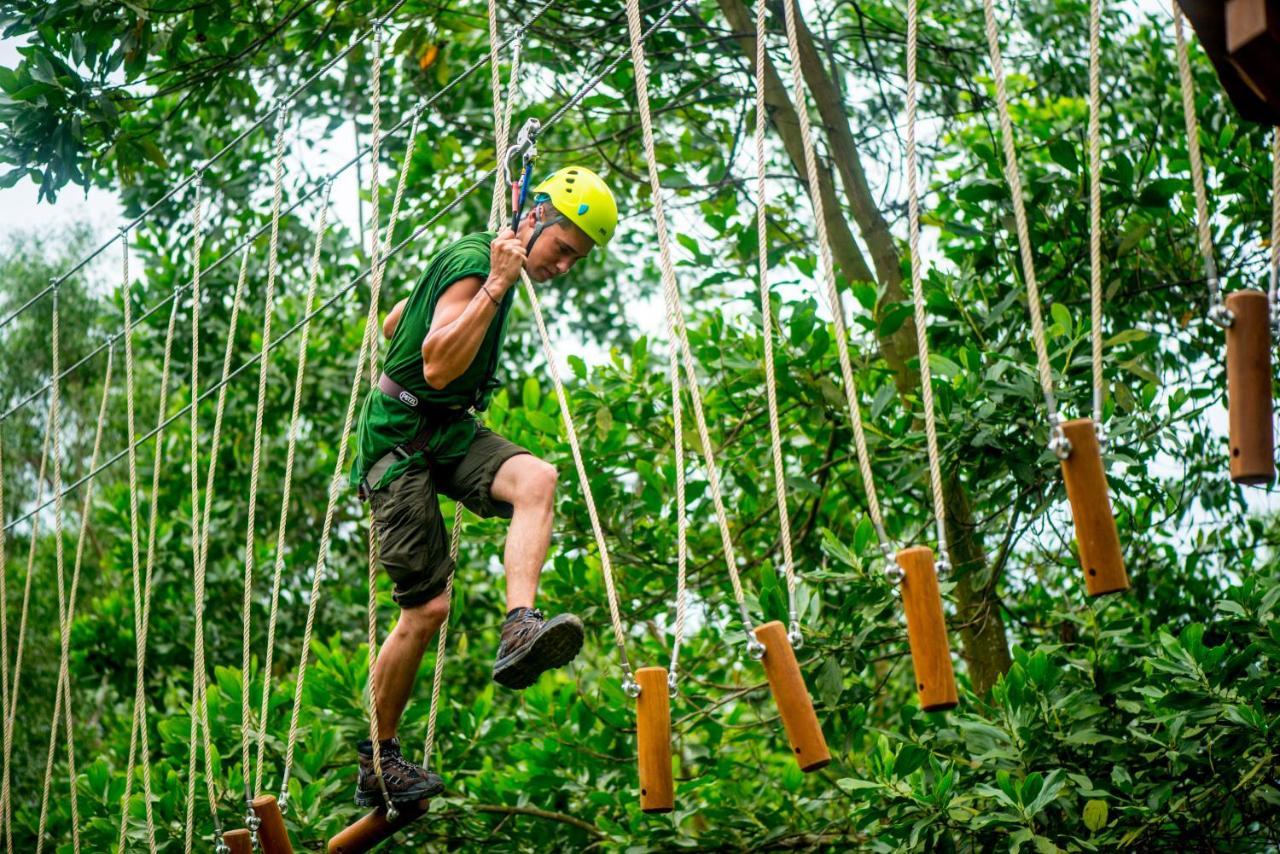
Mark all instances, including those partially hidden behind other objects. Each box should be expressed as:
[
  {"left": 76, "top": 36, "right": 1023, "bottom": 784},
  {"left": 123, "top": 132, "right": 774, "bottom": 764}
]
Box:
[{"left": 2, "top": 0, "right": 1279, "bottom": 850}]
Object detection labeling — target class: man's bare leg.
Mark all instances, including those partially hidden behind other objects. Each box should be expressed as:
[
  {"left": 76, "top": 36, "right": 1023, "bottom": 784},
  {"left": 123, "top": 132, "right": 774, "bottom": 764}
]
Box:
[
  {"left": 371, "top": 591, "right": 450, "bottom": 740},
  {"left": 489, "top": 454, "right": 558, "bottom": 610}
]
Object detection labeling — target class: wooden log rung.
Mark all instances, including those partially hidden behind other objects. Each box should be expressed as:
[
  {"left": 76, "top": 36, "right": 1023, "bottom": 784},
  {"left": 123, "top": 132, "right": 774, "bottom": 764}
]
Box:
[
  {"left": 635, "top": 666, "right": 675, "bottom": 813},
  {"left": 1058, "top": 419, "right": 1130, "bottom": 597},
  {"left": 754, "top": 621, "right": 831, "bottom": 772},
  {"left": 252, "top": 794, "right": 295, "bottom": 854},
  {"left": 895, "top": 546, "right": 959, "bottom": 712},
  {"left": 327, "top": 799, "right": 430, "bottom": 854},
  {"left": 1225, "top": 290, "right": 1275, "bottom": 485}
]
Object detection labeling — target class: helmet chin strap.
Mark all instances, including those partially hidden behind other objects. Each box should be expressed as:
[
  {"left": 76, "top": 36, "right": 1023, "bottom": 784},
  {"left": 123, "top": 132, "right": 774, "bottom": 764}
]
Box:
[{"left": 523, "top": 201, "right": 565, "bottom": 257}]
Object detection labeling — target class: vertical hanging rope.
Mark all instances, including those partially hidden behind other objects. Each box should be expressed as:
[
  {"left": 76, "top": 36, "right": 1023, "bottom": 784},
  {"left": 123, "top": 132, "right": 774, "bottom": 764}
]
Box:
[
  {"left": 1, "top": 409, "right": 52, "bottom": 851},
  {"left": 0, "top": 437, "right": 7, "bottom": 854},
  {"left": 181, "top": 172, "right": 227, "bottom": 854},
  {"left": 115, "top": 229, "right": 162, "bottom": 854},
  {"left": 979, "top": 0, "right": 1068, "bottom": 453},
  {"left": 423, "top": 5, "right": 520, "bottom": 767},
  {"left": 253, "top": 184, "right": 333, "bottom": 793},
  {"left": 1172, "top": 5, "right": 1230, "bottom": 327},
  {"left": 624, "top": 0, "right": 761, "bottom": 655},
  {"left": 904, "top": 0, "right": 950, "bottom": 569},
  {"left": 751, "top": 0, "right": 801, "bottom": 638},
  {"left": 1088, "top": 0, "right": 1106, "bottom": 432},
  {"left": 1269, "top": 129, "right": 1279, "bottom": 325},
  {"left": 777, "top": 0, "right": 895, "bottom": 554},
  {"left": 35, "top": 348, "right": 113, "bottom": 854},
  {"left": 239, "top": 106, "right": 291, "bottom": 811}
]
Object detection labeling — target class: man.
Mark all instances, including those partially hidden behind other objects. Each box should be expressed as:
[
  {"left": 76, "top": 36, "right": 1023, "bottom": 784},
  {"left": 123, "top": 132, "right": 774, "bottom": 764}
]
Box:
[{"left": 347, "top": 166, "right": 619, "bottom": 807}]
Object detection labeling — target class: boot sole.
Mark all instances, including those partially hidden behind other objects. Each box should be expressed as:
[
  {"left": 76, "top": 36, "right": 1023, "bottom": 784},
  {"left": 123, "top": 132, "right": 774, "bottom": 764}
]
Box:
[
  {"left": 354, "top": 776, "right": 444, "bottom": 808},
  {"left": 492, "top": 614, "right": 585, "bottom": 690}
]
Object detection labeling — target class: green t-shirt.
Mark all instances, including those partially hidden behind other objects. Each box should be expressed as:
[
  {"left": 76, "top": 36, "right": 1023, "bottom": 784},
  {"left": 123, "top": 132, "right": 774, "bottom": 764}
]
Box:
[{"left": 351, "top": 231, "right": 513, "bottom": 491}]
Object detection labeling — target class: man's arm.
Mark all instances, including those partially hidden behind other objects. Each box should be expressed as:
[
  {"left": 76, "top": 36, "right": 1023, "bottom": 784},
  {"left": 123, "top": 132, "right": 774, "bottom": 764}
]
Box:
[
  {"left": 421, "top": 229, "right": 526, "bottom": 389},
  {"left": 383, "top": 298, "right": 407, "bottom": 339}
]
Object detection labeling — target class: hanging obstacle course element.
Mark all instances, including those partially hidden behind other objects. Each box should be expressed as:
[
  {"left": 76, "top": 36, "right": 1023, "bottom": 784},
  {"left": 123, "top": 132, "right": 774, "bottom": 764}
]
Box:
[
  {"left": 327, "top": 799, "right": 430, "bottom": 854},
  {"left": 1056, "top": 420, "right": 1130, "bottom": 595},
  {"left": 893, "top": 548, "right": 958, "bottom": 711},
  {"left": 753, "top": 622, "right": 831, "bottom": 771},
  {"left": 223, "top": 828, "right": 253, "bottom": 854},
  {"left": 1224, "top": 290, "right": 1275, "bottom": 484},
  {"left": 251, "top": 795, "right": 292, "bottom": 854},
  {"left": 1175, "top": 0, "right": 1280, "bottom": 125},
  {"left": 635, "top": 667, "right": 674, "bottom": 813}
]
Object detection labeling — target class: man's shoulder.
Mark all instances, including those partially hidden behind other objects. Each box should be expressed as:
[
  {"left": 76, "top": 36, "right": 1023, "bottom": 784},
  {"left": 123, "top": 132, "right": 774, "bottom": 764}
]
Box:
[{"left": 437, "top": 231, "right": 496, "bottom": 265}]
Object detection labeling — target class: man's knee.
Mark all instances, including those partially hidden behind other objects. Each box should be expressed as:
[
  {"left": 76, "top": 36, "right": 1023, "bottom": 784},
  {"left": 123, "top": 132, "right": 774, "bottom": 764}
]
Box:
[
  {"left": 518, "top": 458, "right": 557, "bottom": 509},
  {"left": 395, "top": 593, "right": 450, "bottom": 647}
]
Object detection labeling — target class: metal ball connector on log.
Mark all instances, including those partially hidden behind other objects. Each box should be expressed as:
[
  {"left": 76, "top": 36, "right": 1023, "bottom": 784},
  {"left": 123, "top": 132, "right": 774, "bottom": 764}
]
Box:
[
  {"left": 1224, "top": 290, "right": 1275, "bottom": 485},
  {"left": 635, "top": 666, "right": 675, "bottom": 813},
  {"left": 327, "top": 798, "right": 431, "bottom": 854},
  {"left": 894, "top": 546, "right": 959, "bottom": 712},
  {"left": 753, "top": 620, "right": 831, "bottom": 772},
  {"left": 1058, "top": 419, "right": 1130, "bottom": 596},
  {"left": 251, "top": 794, "right": 294, "bottom": 854}
]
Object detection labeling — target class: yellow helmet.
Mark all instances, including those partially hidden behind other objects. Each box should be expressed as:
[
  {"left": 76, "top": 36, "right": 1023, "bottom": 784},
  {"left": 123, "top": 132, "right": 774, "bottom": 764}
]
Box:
[{"left": 532, "top": 166, "right": 618, "bottom": 245}]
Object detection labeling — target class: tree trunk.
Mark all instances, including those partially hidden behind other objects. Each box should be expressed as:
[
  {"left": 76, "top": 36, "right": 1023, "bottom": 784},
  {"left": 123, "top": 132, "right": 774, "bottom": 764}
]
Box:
[{"left": 714, "top": 0, "right": 1012, "bottom": 694}]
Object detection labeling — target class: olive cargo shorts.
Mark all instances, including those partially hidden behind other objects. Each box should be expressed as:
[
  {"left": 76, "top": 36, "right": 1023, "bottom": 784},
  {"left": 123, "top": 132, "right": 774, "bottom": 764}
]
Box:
[{"left": 368, "top": 427, "right": 531, "bottom": 608}]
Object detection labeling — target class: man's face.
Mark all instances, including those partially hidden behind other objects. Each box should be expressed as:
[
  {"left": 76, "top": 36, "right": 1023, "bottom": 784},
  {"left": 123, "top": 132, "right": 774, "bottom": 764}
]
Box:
[{"left": 523, "top": 206, "right": 595, "bottom": 283}]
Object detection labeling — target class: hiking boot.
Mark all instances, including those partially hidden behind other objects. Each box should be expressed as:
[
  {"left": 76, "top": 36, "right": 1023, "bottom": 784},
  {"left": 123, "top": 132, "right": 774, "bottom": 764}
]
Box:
[
  {"left": 492, "top": 607, "right": 585, "bottom": 690},
  {"left": 354, "top": 737, "right": 444, "bottom": 808}
]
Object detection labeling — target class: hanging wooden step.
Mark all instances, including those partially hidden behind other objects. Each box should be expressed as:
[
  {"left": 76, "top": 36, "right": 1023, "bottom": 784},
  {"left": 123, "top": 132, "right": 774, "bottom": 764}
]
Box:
[
  {"left": 754, "top": 621, "right": 831, "bottom": 772},
  {"left": 635, "top": 666, "right": 675, "bottom": 813},
  {"left": 252, "top": 794, "right": 294, "bottom": 854},
  {"left": 223, "top": 828, "right": 252, "bottom": 854},
  {"left": 1225, "top": 289, "right": 1276, "bottom": 484},
  {"left": 1175, "top": 0, "right": 1280, "bottom": 125},
  {"left": 327, "top": 799, "right": 430, "bottom": 854},
  {"left": 895, "top": 547, "right": 959, "bottom": 712},
  {"left": 1058, "top": 419, "right": 1130, "bottom": 596}
]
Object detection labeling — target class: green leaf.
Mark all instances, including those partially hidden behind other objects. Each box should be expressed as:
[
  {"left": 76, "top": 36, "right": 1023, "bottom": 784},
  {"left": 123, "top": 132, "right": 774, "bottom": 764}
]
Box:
[
  {"left": 522, "top": 376, "right": 540, "bottom": 410},
  {"left": 1050, "top": 302, "right": 1072, "bottom": 336},
  {"left": 1083, "top": 798, "right": 1108, "bottom": 831}
]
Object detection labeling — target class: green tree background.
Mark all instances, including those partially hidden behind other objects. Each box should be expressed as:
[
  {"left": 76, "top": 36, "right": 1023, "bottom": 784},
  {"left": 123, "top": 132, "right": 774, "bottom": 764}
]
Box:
[{"left": 1, "top": 0, "right": 1278, "bottom": 849}]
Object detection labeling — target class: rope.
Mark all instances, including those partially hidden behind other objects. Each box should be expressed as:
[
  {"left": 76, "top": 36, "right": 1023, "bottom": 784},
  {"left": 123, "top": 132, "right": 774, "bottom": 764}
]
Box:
[
  {"left": 751, "top": 0, "right": 800, "bottom": 635},
  {"left": 35, "top": 347, "right": 113, "bottom": 854},
  {"left": 1088, "top": 0, "right": 1106, "bottom": 430},
  {"left": 362, "top": 21, "right": 397, "bottom": 811},
  {"left": 1, "top": 399, "right": 54, "bottom": 853},
  {"left": 0, "top": 437, "right": 8, "bottom": 854},
  {"left": 626, "top": 0, "right": 761, "bottom": 654},
  {"left": 1269, "top": 129, "right": 1279, "bottom": 325},
  {"left": 0, "top": 0, "right": 411, "bottom": 335},
  {"left": 252, "top": 185, "right": 333, "bottom": 796},
  {"left": 1172, "top": 5, "right": 1228, "bottom": 327},
  {"left": 0, "top": 2, "right": 555, "bottom": 429},
  {"left": 979, "top": 0, "right": 1068, "bottom": 452},
  {"left": 116, "top": 232, "right": 177, "bottom": 854},
  {"left": 903, "top": 0, "right": 949, "bottom": 569},
  {"left": 238, "top": 104, "right": 291, "bottom": 809},
  {"left": 28, "top": 285, "right": 79, "bottom": 854},
  {"left": 182, "top": 174, "right": 227, "bottom": 854},
  {"left": 778, "top": 0, "right": 894, "bottom": 554},
  {"left": 423, "top": 0, "right": 521, "bottom": 767}
]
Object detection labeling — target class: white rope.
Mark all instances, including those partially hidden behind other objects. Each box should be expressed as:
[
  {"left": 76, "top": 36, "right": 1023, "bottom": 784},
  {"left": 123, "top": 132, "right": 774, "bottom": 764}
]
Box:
[
  {"left": 1269, "top": 129, "right": 1279, "bottom": 324},
  {"left": 665, "top": 316, "right": 691, "bottom": 678},
  {"left": 35, "top": 346, "right": 113, "bottom": 854},
  {"left": 181, "top": 174, "right": 226, "bottom": 854},
  {"left": 904, "top": 0, "right": 949, "bottom": 568},
  {"left": 115, "top": 231, "right": 174, "bottom": 854},
  {"left": 423, "top": 3, "right": 521, "bottom": 766},
  {"left": 1, "top": 409, "right": 52, "bottom": 849},
  {"left": 625, "top": 0, "right": 761, "bottom": 654},
  {"left": 979, "top": 0, "right": 1066, "bottom": 449},
  {"left": 752, "top": 0, "right": 801, "bottom": 631},
  {"left": 29, "top": 284, "right": 79, "bottom": 854},
  {"left": 0, "top": 435, "right": 8, "bottom": 854},
  {"left": 253, "top": 185, "right": 333, "bottom": 796},
  {"left": 239, "top": 107, "right": 291, "bottom": 808},
  {"left": 1089, "top": 0, "right": 1106, "bottom": 429},
  {"left": 778, "top": 0, "right": 894, "bottom": 554},
  {"left": 1172, "top": 4, "right": 1228, "bottom": 328}
]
